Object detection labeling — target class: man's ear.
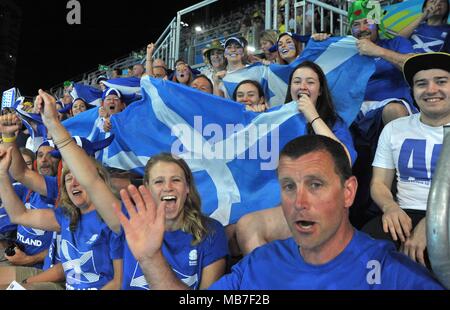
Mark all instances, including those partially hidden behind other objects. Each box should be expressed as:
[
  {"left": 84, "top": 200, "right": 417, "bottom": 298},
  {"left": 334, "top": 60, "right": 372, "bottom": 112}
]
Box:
[{"left": 343, "top": 176, "right": 358, "bottom": 209}]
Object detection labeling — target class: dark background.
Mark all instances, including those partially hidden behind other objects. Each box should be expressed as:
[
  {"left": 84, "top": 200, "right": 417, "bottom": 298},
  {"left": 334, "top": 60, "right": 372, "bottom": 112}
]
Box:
[{"left": 12, "top": 0, "right": 202, "bottom": 95}]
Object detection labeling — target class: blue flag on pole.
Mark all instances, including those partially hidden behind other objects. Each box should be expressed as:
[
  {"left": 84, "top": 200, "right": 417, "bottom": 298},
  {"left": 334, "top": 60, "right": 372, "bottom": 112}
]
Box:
[{"left": 107, "top": 77, "right": 309, "bottom": 225}]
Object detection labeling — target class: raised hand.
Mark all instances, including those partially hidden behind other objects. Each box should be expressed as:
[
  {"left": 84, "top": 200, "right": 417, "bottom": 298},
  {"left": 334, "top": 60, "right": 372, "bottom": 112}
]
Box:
[
  {"left": 146, "top": 43, "right": 155, "bottom": 58},
  {"left": 36, "top": 89, "right": 60, "bottom": 129},
  {"left": 103, "top": 117, "right": 112, "bottom": 132},
  {"left": 113, "top": 185, "right": 165, "bottom": 263},
  {"left": 0, "top": 112, "right": 22, "bottom": 136},
  {"left": 297, "top": 93, "right": 319, "bottom": 122}
]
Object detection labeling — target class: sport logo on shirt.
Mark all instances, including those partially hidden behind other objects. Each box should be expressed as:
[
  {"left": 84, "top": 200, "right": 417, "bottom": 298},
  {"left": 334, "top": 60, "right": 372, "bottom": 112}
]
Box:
[{"left": 189, "top": 249, "right": 198, "bottom": 266}]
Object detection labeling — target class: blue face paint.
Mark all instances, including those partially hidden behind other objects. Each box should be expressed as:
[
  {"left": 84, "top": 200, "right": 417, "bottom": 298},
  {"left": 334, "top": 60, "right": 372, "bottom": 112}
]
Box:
[
  {"left": 225, "top": 47, "right": 244, "bottom": 56},
  {"left": 287, "top": 43, "right": 296, "bottom": 51},
  {"left": 352, "top": 22, "right": 376, "bottom": 38}
]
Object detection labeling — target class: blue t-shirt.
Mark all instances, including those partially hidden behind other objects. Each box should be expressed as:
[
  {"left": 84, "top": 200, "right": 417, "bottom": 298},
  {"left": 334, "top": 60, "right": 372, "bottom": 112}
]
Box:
[
  {"left": 13, "top": 176, "right": 58, "bottom": 268},
  {"left": 209, "top": 230, "right": 444, "bottom": 290},
  {"left": 410, "top": 22, "right": 450, "bottom": 53},
  {"left": 331, "top": 118, "right": 357, "bottom": 165},
  {"left": 122, "top": 218, "right": 228, "bottom": 290},
  {"left": 0, "top": 205, "right": 16, "bottom": 234},
  {"left": 42, "top": 231, "right": 62, "bottom": 271},
  {"left": 54, "top": 208, "right": 123, "bottom": 290},
  {"left": 365, "top": 37, "right": 414, "bottom": 103}
]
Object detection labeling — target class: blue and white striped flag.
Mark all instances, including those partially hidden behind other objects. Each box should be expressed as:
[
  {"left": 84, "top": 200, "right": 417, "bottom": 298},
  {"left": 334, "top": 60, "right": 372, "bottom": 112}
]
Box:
[
  {"left": 102, "top": 77, "right": 141, "bottom": 96},
  {"left": 267, "top": 36, "right": 376, "bottom": 126},
  {"left": 62, "top": 107, "right": 112, "bottom": 161},
  {"left": 106, "top": 77, "right": 309, "bottom": 225},
  {"left": 70, "top": 83, "right": 102, "bottom": 107},
  {"left": 221, "top": 63, "right": 268, "bottom": 100}
]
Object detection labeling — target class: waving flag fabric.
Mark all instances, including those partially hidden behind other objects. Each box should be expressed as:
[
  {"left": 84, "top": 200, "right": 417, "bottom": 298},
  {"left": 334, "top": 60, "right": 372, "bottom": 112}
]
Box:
[
  {"left": 107, "top": 77, "right": 308, "bottom": 225},
  {"left": 221, "top": 36, "right": 375, "bottom": 126},
  {"left": 102, "top": 77, "right": 141, "bottom": 96},
  {"left": 267, "top": 36, "right": 375, "bottom": 126},
  {"left": 70, "top": 83, "right": 102, "bottom": 107}
]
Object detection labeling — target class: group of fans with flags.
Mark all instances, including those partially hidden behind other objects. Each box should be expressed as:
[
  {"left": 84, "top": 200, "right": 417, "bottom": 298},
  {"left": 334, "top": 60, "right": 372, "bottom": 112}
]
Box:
[{"left": 0, "top": 0, "right": 449, "bottom": 289}]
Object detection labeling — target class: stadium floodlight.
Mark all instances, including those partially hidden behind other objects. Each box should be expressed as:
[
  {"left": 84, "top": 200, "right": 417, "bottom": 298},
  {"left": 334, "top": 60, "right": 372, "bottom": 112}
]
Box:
[
  {"left": 195, "top": 26, "right": 202, "bottom": 32},
  {"left": 247, "top": 46, "right": 256, "bottom": 53}
]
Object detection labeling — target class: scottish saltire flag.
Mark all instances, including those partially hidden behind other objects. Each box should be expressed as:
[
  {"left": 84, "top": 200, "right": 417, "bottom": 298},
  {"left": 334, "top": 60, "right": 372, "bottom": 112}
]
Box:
[
  {"left": 62, "top": 107, "right": 112, "bottom": 161},
  {"left": 107, "top": 77, "right": 309, "bottom": 225},
  {"left": 221, "top": 63, "right": 268, "bottom": 100},
  {"left": 70, "top": 83, "right": 102, "bottom": 107},
  {"left": 267, "top": 36, "right": 375, "bottom": 126},
  {"left": 102, "top": 77, "right": 141, "bottom": 96},
  {"left": 63, "top": 107, "right": 101, "bottom": 138}
]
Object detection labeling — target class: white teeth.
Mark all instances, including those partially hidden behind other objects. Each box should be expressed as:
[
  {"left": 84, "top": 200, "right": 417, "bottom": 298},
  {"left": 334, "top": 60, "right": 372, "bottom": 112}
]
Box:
[
  {"left": 72, "top": 190, "right": 81, "bottom": 195},
  {"left": 425, "top": 98, "right": 441, "bottom": 102},
  {"left": 161, "top": 195, "right": 176, "bottom": 201}
]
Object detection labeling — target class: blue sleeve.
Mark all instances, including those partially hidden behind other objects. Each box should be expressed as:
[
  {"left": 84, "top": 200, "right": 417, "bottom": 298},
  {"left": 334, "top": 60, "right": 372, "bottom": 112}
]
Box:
[
  {"left": 44, "top": 176, "right": 59, "bottom": 200},
  {"left": 381, "top": 251, "right": 445, "bottom": 289},
  {"left": 201, "top": 219, "right": 229, "bottom": 268},
  {"left": 208, "top": 254, "right": 251, "bottom": 290},
  {"left": 387, "top": 36, "right": 415, "bottom": 55},
  {"left": 332, "top": 119, "right": 357, "bottom": 165},
  {"left": 53, "top": 207, "right": 65, "bottom": 227},
  {"left": 108, "top": 228, "right": 124, "bottom": 260},
  {"left": 13, "top": 183, "right": 28, "bottom": 201}
]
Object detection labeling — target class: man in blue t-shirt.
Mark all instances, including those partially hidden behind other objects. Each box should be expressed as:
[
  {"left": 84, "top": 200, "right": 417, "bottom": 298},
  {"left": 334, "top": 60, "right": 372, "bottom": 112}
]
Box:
[
  {"left": 348, "top": 0, "right": 418, "bottom": 143},
  {"left": 0, "top": 140, "right": 59, "bottom": 269},
  {"left": 115, "top": 135, "right": 444, "bottom": 290}
]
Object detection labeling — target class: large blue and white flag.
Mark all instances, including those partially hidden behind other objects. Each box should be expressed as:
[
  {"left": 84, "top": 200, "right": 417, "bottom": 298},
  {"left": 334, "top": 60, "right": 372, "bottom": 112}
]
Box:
[
  {"left": 62, "top": 107, "right": 112, "bottom": 161},
  {"left": 267, "top": 36, "right": 375, "bottom": 126},
  {"left": 70, "top": 83, "right": 102, "bottom": 107},
  {"left": 221, "top": 63, "right": 268, "bottom": 100},
  {"left": 107, "top": 77, "right": 309, "bottom": 225},
  {"left": 63, "top": 106, "right": 101, "bottom": 138},
  {"left": 102, "top": 77, "right": 141, "bottom": 96}
]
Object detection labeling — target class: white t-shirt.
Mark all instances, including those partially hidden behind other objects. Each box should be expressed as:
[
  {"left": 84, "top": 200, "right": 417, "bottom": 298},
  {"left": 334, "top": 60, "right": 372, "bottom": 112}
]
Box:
[{"left": 373, "top": 113, "right": 446, "bottom": 211}]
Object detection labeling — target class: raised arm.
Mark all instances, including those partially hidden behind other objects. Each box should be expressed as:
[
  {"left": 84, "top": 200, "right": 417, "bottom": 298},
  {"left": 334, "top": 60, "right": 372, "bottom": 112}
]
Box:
[
  {"left": 398, "top": 1, "right": 438, "bottom": 38},
  {"left": 113, "top": 185, "right": 188, "bottom": 290},
  {"left": 36, "top": 90, "right": 122, "bottom": 233},
  {"left": 144, "top": 43, "right": 155, "bottom": 77},
  {"left": 0, "top": 113, "right": 48, "bottom": 196},
  {"left": 0, "top": 147, "right": 60, "bottom": 232},
  {"left": 297, "top": 95, "right": 352, "bottom": 164},
  {"left": 370, "top": 166, "right": 412, "bottom": 242},
  {"left": 356, "top": 39, "right": 414, "bottom": 70}
]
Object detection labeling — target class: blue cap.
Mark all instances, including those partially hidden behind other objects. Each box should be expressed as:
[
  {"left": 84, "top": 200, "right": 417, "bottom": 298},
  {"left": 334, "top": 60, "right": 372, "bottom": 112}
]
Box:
[
  {"left": 50, "top": 134, "right": 115, "bottom": 158},
  {"left": 101, "top": 88, "right": 122, "bottom": 101}
]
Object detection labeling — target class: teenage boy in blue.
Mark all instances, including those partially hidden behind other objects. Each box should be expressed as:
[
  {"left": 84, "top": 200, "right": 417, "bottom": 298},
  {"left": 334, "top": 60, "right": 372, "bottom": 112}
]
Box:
[{"left": 115, "top": 135, "right": 444, "bottom": 290}]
